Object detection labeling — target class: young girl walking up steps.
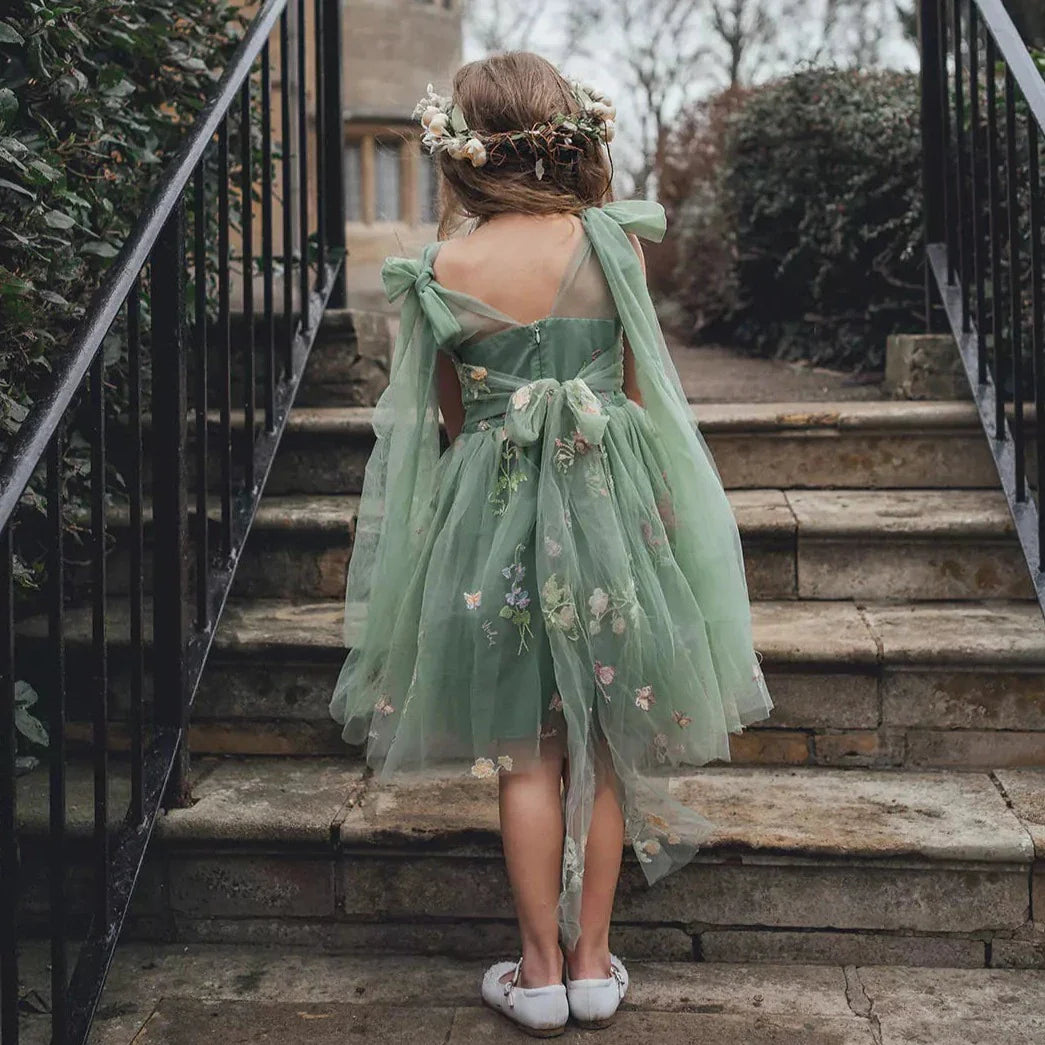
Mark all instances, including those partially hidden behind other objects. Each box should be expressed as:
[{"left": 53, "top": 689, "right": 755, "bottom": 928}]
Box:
[{"left": 328, "top": 51, "right": 773, "bottom": 1037}]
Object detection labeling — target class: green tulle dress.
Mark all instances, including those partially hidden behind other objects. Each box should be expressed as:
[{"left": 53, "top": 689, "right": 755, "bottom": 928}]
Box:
[{"left": 328, "top": 199, "right": 774, "bottom": 947}]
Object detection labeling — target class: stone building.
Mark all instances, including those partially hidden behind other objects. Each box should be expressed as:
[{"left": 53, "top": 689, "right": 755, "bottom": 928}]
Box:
[{"left": 341, "top": 0, "right": 463, "bottom": 273}]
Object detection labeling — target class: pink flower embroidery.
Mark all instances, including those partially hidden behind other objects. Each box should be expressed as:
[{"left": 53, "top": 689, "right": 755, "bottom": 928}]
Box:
[
  {"left": 594, "top": 661, "right": 615, "bottom": 686},
  {"left": 634, "top": 685, "right": 655, "bottom": 711}
]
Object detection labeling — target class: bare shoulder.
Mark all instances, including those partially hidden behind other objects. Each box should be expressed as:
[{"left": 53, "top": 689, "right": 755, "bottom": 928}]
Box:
[
  {"left": 626, "top": 231, "right": 647, "bottom": 275},
  {"left": 430, "top": 233, "right": 486, "bottom": 293}
]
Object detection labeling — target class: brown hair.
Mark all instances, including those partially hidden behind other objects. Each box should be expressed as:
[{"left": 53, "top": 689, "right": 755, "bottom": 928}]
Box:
[{"left": 434, "top": 52, "right": 614, "bottom": 239}]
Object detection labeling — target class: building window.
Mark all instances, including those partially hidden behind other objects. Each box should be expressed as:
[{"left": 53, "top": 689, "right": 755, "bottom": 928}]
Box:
[
  {"left": 345, "top": 140, "right": 362, "bottom": 221},
  {"left": 375, "top": 139, "right": 401, "bottom": 221},
  {"left": 419, "top": 152, "right": 439, "bottom": 224}
]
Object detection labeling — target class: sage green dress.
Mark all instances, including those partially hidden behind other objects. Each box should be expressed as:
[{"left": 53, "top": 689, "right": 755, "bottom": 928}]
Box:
[{"left": 328, "top": 199, "right": 773, "bottom": 948}]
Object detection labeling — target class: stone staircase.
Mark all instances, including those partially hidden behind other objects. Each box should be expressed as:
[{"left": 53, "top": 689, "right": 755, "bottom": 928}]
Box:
[{"left": 14, "top": 312, "right": 1045, "bottom": 972}]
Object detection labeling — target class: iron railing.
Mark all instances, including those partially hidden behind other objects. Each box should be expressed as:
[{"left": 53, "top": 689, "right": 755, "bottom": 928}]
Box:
[
  {"left": 920, "top": 0, "right": 1045, "bottom": 613},
  {"left": 0, "top": 0, "right": 345, "bottom": 1041}
]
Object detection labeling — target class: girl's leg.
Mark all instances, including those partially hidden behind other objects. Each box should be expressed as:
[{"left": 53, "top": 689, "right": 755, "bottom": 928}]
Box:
[
  {"left": 498, "top": 733, "right": 568, "bottom": 988},
  {"left": 563, "top": 739, "right": 625, "bottom": 981}
]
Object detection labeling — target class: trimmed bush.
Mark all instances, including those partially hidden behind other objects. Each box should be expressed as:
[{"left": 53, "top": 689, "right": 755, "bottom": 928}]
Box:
[{"left": 666, "top": 68, "right": 925, "bottom": 371}]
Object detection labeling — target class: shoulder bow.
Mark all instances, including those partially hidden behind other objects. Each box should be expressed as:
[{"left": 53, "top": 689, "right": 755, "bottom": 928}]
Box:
[{"left": 380, "top": 250, "right": 462, "bottom": 345}]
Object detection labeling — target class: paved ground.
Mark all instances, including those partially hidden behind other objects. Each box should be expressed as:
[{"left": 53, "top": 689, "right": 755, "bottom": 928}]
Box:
[
  {"left": 16, "top": 944, "right": 1045, "bottom": 1044},
  {"left": 667, "top": 336, "right": 886, "bottom": 404}
]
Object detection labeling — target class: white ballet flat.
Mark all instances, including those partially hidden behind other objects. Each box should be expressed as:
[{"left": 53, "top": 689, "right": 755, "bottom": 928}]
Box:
[
  {"left": 565, "top": 953, "right": 629, "bottom": 1029},
  {"left": 480, "top": 957, "right": 569, "bottom": 1038}
]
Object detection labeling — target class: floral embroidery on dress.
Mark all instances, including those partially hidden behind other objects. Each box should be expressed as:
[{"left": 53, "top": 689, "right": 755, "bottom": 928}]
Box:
[
  {"left": 552, "top": 428, "right": 593, "bottom": 473},
  {"left": 544, "top": 535, "right": 563, "bottom": 559},
  {"left": 489, "top": 438, "right": 527, "bottom": 515},
  {"left": 498, "top": 542, "right": 534, "bottom": 653},
  {"left": 374, "top": 694, "right": 395, "bottom": 716},
  {"left": 541, "top": 575, "right": 580, "bottom": 640},
  {"left": 594, "top": 660, "right": 616, "bottom": 701},
  {"left": 548, "top": 692, "right": 563, "bottom": 713},
  {"left": 637, "top": 838, "right": 662, "bottom": 863},
  {"left": 458, "top": 362, "right": 490, "bottom": 402},
  {"left": 634, "top": 685, "right": 655, "bottom": 711},
  {"left": 672, "top": 710, "right": 692, "bottom": 729},
  {"left": 586, "top": 578, "right": 640, "bottom": 636},
  {"left": 470, "top": 754, "right": 514, "bottom": 779}
]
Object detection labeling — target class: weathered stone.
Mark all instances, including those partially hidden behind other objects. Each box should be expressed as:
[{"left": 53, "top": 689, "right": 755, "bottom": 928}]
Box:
[
  {"left": 296, "top": 309, "right": 392, "bottom": 407},
  {"left": 669, "top": 767, "right": 1031, "bottom": 863},
  {"left": 653, "top": 863, "right": 1026, "bottom": 933},
  {"left": 905, "top": 731, "right": 1045, "bottom": 769},
  {"left": 860, "top": 601, "right": 1045, "bottom": 668},
  {"left": 168, "top": 856, "right": 335, "bottom": 918},
  {"left": 624, "top": 961, "right": 851, "bottom": 1015},
  {"left": 449, "top": 1007, "right": 877, "bottom": 1043},
  {"left": 787, "top": 490, "right": 1026, "bottom": 599},
  {"left": 136, "top": 1000, "right": 456, "bottom": 1045},
  {"left": 884, "top": 333, "right": 970, "bottom": 400},
  {"left": 750, "top": 601, "right": 879, "bottom": 667},
  {"left": 758, "top": 673, "right": 879, "bottom": 730},
  {"left": 990, "top": 935, "right": 1045, "bottom": 969},
  {"left": 194, "top": 660, "right": 341, "bottom": 721},
  {"left": 340, "top": 855, "right": 513, "bottom": 918},
  {"left": 878, "top": 1016, "right": 1045, "bottom": 1043},
  {"left": 255, "top": 401, "right": 1000, "bottom": 493},
  {"left": 700, "top": 930, "right": 985, "bottom": 968},
  {"left": 812, "top": 730, "right": 905, "bottom": 768},
  {"left": 798, "top": 539, "right": 1028, "bottom": 601},
  {"left": 726, "top": 730, "right": 811, "bottom": 765},
  {"left": 158, "top": 756, "right": 364, "bottom": 845},
  {"left": 155, "top": 915, "right": 693, "bottom": 960},
  {"left": 994, "top": 769, "right": 1045, "bottom": 857},
  {"left": 856, "top": 964, "right": 1045, "bottom": 1022},
  {"left": 883, "top": 673, "right": 1045, "bottom": 732}
]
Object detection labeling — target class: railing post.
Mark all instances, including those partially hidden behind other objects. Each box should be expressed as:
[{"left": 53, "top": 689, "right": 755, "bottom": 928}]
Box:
[
  {"left": 920, "top": 0, "right": 945, "bottom": 330},
  {"left": 321, "top": 0, "right": 346, "bottom": 308},
  {"left": 151, "top": 199, "right": 192, "bottom": 808}
]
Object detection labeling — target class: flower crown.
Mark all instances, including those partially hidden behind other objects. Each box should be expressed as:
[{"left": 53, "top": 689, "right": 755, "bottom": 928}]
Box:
[{"left": 411, "top": 78, "right": 616, "bottom": 179}]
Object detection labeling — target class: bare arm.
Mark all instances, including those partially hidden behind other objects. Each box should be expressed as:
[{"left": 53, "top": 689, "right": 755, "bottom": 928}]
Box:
[
  {"left": 622, "top": 232, "right": 646, "bottom": 406},
  {"left": 436, "top": 350, "right": 465, "bottom": 443}
]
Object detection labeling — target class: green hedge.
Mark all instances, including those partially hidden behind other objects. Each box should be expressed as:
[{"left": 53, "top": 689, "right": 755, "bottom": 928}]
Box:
[
  {"left": 0, "top": 0, "right": 243, "bottom": 445},
  {"left": 667, "top": 68, "right": 925, "bottom": 371}
]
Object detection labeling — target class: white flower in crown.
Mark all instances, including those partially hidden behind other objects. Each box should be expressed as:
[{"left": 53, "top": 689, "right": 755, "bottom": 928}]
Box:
[
  {"left": 446, "top": 138, "right": 469, "bottom": 161},
  {"left": 427, "top": 112, "right": 449, "bottom": 137},
  {"left": 463, "top": 137, "right": 488, "bottom": 167}
]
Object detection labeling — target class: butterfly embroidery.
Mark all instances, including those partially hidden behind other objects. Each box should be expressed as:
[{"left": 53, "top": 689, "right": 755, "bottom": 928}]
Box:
[
  {"left": 463, "top": 591, "right": 482, "bottom": 610},
  {"left": 672, "top": 710, "right": 692, "bottom": 729}
]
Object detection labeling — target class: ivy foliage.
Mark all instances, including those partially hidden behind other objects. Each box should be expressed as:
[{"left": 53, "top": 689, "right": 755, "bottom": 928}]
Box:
[{"left": 0, "top": 0, "right": 244, "bottom": 444}]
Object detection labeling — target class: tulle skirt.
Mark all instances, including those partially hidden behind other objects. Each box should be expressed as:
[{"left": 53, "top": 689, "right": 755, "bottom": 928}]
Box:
[{"left": 329, "top": 388, "right": 774, "bottom": 947}]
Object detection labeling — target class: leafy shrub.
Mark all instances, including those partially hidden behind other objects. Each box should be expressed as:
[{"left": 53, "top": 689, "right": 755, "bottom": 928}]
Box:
[
  {"left": 666, "top": 68, "right": 925, "bottom": 371},
  {"left": 0, "top": 0, "right": 244, "bottom": 446}
]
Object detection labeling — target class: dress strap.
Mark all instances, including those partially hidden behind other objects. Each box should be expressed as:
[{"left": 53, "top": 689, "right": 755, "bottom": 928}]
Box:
[
  {"left": 380, "top": 243, "right": 463, "bottom": 345},
  {"left": 596, "top": 199, "right": 667, "bottom": 243}
]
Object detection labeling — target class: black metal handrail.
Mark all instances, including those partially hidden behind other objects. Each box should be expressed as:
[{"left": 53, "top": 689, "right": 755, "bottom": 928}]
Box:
[
  {"left": 920, "top": 0, "right": 1045, "bottom": 614},
  {"left": 0, "top": 0, "right": 345, "bottom": 1041}
]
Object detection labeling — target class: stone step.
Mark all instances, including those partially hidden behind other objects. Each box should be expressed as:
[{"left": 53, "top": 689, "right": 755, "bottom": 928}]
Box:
[
  {"left": 88, "top": 487, "right": 1027, "bottom": 601},
  {"left": 13, "top": 758, "right": 1044, "bottom": 973},
  {"left": 14, "top": 944, "right": 1045, "bottom": 1044},
  {"left": 17, "top": 598, "right": 1045, "bottom": 769},
  {"left": 260, "top": 401, "right": 1003, "bottom": 493}
]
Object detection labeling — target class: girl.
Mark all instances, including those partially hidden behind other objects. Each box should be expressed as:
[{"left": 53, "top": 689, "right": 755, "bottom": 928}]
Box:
[{"left": 328, "top": 52, "right": 773, "bottom": 1037}]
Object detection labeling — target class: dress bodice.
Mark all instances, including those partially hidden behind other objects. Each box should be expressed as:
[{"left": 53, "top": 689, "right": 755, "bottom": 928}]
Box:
[{"left": 454, "top": 316, "right": 622, "bottom": 383}]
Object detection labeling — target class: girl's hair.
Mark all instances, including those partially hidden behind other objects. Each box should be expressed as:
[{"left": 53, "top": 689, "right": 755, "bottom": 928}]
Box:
[{"left": 435, "top": 52, "right": 614, "bottom": 239}]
